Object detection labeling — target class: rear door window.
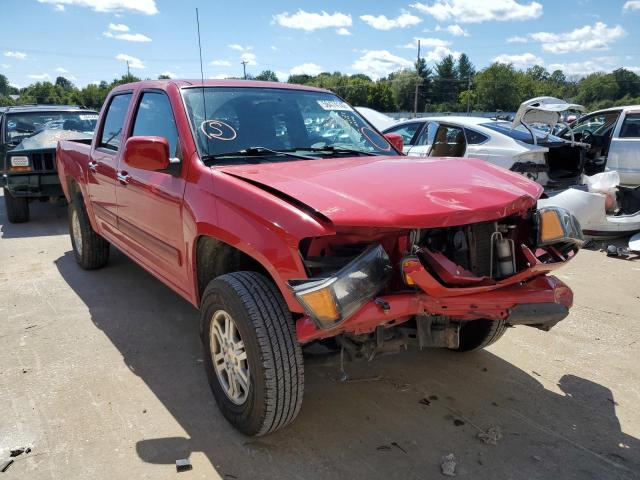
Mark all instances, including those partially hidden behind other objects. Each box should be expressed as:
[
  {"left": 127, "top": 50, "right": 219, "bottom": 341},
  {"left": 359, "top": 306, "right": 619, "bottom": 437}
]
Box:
[
  {"left": 429, "top": 124, "right": 466, "bottom": 157},
  {"left": 620, "top": 113, "right": 640, "bottom": 138},
  {"left": 98, "top": 93, "right": 133, "bottom": 151},
  {"left": 464, "top": 128, "right": 488, "bottom": 144},
  {"left": 131, "top": 92, "right": 180, "bottom": 157}
]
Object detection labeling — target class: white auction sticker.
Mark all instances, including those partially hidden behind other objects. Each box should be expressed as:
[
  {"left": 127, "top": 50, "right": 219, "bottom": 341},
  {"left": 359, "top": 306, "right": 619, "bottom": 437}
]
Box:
[
  {"left": 79, "top": 114, "right": 98, "bottom": 121},
  {"left": 317, "top": 100, "right": 352, "bottom": 111}
]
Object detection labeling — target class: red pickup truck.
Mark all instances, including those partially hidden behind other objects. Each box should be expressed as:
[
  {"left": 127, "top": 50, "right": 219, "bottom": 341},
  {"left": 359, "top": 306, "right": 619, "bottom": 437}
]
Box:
[{"left": 57, "top": 80, "right": 582, "bottom": 436}]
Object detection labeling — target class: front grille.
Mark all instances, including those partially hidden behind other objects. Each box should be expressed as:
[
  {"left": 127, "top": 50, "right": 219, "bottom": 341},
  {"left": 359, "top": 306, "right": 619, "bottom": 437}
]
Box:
[{"left": 30, "top": 151, "right": 56, "bottom": 171}]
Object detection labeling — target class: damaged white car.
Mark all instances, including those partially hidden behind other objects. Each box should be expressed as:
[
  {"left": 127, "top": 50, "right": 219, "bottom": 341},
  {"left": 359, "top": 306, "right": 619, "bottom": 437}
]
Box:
[
  {"left": 539, "top": 171, "right": 640, "bottom": 239},
  {"left": 381, "top": 97, "right": 588, "bottom": 190}
]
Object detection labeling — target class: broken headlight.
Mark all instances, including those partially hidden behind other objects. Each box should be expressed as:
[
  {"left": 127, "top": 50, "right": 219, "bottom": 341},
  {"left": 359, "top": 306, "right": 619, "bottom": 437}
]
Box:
[
  {"left": 536, "top": 206, "right": 583, "bottom": 247},
  {"left": 290, "top": 244, "right": 392, "bottom": 329}
]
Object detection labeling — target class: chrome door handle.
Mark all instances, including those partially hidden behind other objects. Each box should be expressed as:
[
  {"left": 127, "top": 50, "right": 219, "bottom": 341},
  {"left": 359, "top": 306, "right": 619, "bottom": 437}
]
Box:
[
  {"left": 88, "top": 161, "right": 98, "bottom": 172},
  {"left": 117, "top": 171, "right": 131, "bottom": 184}
]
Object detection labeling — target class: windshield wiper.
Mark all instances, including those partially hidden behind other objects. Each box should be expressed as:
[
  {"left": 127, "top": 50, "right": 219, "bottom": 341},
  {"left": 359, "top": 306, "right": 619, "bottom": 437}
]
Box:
[
  {"left": 288, "top": 146, "right": 380, "bottom": 156},
  {"left": 203, "top": 146, "right": 317, "bottom": 162}
]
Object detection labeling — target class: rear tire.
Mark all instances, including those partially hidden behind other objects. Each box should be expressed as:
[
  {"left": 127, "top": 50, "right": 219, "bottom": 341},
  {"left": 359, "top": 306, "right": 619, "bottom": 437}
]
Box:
[
  {"left": 4, "top": 188, "right": 29, "bottom": 223},
  {"left": 68, "top": 193, "right": 109, "bottom": 270},
  {"left": 452, "top": 319, "right": 508, "bottom": 352},
  {"left": 201, "top": 271, "right": 304, "bottom": 436}
]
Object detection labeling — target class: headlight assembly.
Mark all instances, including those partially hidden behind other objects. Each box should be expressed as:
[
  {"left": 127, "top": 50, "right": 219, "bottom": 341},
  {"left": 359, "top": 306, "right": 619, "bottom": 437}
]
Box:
[
  {"left": 9, "top": 155, "right": 31, "bottom": 172},
  {"left": 536, "top": 206, "right": 583, "bottom": 247},
  {"left": 290, "top": 244, "right": 392, "bottom": 329}
]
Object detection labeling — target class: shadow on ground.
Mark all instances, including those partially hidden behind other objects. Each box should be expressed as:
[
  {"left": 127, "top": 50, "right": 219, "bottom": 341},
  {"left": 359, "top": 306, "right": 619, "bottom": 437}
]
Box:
[
  {"left": 0, "top": 194, "right": 68, "bottom": 239},
  {"left": 51, "top": 246, "right": 640, "bottom": 480}
]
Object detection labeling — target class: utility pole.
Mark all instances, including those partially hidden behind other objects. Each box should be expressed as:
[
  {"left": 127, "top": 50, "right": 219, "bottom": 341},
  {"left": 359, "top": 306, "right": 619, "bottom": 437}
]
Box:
[
  {"left": 126, "top": 60, "right": 130, "bottom": 77},
  {"left": 241, "top": 60, "right": 248, "bottom": 80},
  {"left": 466, "top": 76, "right": 471, "bottom": 114},
  {"left": 413, "top": 39, "right": 420, "bottom": 118}
]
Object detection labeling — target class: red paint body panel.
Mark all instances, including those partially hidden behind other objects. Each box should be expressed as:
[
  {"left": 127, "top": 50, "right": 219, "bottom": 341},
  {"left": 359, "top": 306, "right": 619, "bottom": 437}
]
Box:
[
  {"left": 217, "top": 157, "right": 542, "bottom": 228},
  {"left": 55, "top": 79, "right": 575, "bottom": 342}
]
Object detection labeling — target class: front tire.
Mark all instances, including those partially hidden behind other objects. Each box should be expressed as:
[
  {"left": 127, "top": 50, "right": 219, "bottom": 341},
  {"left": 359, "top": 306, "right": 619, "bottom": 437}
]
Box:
[
  {"left": 68, "top": 194, "right": 109, "bottom": 270},
  {"left": 3, "top": 188, "right": 29, "bottom": 223},
  {"left": 452, "top": 319, "right": 508, "bottom": 352},
  {"left": 201, "top": 271, "right": 304, "bottom": 436}
]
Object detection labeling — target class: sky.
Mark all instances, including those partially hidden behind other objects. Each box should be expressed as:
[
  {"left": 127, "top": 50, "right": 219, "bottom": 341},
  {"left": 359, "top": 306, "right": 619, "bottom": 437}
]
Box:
[{"left": 1, "top": 0, "right": 640, "bottom": 88}]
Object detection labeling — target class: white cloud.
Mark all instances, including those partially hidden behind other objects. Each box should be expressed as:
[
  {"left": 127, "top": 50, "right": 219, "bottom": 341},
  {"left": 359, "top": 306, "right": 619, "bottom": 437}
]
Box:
[
  {"left": 351, "top": 50, "right": 413, "bottom": 79},
  {"left": 108, "top": 22, "right": 129, "bottom": 32},
  {"left": 55, "top": 3, "right": 64, "bottom": 10},
  {"left": 423, "top": 45, "right": 461, "bottom": 62},
  {"left": 115, "top": 53, "right": 145, "bottom": 69},
  {"left": 506, "top": 35, "right": 528, "bottom": 43},
  {"left": 55, "top": 67, "right": 69, "bottom": 73},
  {"left": 530, "top": 22, "right": 626, "bottom": 54},
  {"left": 402, "top": 37, "right": 450, "bottom": 49},
  {"left": 211, "top": 59, "right": 231, "bottom": 66},
  {"left": 624, "top": 65, "right": 640, "bottom": 73},
  {"left": 209, "top": 74, "right": 229, "bottom": 80},
  {"left": 1, "top": 64, "right": 10, "bottom": 69},
  {"left": 28, "top": 73, "right": 52, "bottom": 80},
  {"left": 547, "top": 59, "right": 610, "bottom": 77},
  {"left": 241, "top": 52, "right": 257, "bottom": 66},
  {"left": 270, "top": 46, "right": 278, "bottom": 51},
  {"left": 37, "top": 0, "right": 158, "bottom": 14},
  {"left": 493, "top": 52, "right": 543, "bottom": 67},
  {"left": 4, "top": 51, "right": 27, "bottom": 59},
  {"left": 159, "top": 70, "right": 176, "bottom": 78},
  {"left": 623, "top": 1, "right": 640, "bottom": 10},
  {"left": 273, "top": 10, "right": 352, "bottom": 31},
  {"left": 336, "top": 27, "right": 352, "bottom": 36},
  {"left": 442, "top": 24, "right": 469, "bottom": 36},
  {"left": 289, "top": 63, "right": 324, "bottom": 76},
  {"left": 411, "top": 0, "right": 542, "bottom": 23},
  {"left": 228, "top": 44, "right": 251, "bottom": 52},
  {"left": 103, "top": 23, "right": 151, "bottom": 42},
  {"left": 360, "top": 12, "right": 422, "bottom": 30},
  {"left": 275, "top": 70, "right": 288, "bottom": 81}
]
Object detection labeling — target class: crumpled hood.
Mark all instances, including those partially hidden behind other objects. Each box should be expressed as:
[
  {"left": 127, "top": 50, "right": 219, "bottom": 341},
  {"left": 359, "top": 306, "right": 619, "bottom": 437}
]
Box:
[{"left": 216, "top": 156, "right": 543, "bottom": 228}]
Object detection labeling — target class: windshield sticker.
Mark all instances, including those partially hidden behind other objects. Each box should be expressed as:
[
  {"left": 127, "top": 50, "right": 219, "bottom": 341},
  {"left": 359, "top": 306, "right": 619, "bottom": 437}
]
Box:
[
  {"left": 360, "top": 127, "right": 391, "bottom": 151},
  {"left": 79, "top": 114, "right": 98, "bottom": 121},
  {"left": 317, "top": 100, "right": 353, "bottom": 111},
  {"left": 201, "top": 120, "right": 237, "bottom": 141}
]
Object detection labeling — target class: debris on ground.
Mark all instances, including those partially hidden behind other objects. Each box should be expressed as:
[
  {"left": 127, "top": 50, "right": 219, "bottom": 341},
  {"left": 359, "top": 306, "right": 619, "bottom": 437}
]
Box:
[
  {"left": 175, "top": 458, "right": 192, "bottom": 473},
  {"left": 478, "top": 426, "right": 502, "bottom": 445},
  {"left": 391, "top": 442, "right": 407, "bottom": 454},
  {"left": 419, "top": 398, "right": 431, "bottom": 406},
  {"left": 10, "top": 447, "right": 30, "bottom": 457},
  {"left": 1, "top": 459, "right": 14, "bottom": 473},
  {"left": 441, "top": 453, "right": 456, "bottom": 476}
]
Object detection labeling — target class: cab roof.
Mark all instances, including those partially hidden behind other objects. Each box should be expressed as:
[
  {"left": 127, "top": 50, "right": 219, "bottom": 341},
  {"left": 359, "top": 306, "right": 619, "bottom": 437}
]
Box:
[
  {"left": 110, "top": 79, "right": 332, "bottom": 94},
  {"left": 1, "top": 105, "right": 97, "bottom": 114}
]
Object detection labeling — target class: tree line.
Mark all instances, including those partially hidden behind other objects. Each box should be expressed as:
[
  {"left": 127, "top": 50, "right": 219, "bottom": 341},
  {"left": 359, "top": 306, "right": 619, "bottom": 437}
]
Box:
[{"left": 1, "top": 53, "right": 639, "bottom": 113}]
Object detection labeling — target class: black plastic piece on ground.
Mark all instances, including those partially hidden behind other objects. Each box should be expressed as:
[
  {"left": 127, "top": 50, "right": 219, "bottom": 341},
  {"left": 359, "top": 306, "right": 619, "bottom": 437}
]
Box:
[{"left": 176, "top": 458, "right": 192, "bottom": 472}]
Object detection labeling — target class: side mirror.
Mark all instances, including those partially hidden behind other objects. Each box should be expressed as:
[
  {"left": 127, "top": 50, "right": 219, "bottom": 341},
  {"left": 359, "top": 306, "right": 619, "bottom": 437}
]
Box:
[
  {"left": 384, "top": 132, "right": 404, "bottom": 153},
  {"left": 123, "top": 136, "right": 170, "bottom": 171}
]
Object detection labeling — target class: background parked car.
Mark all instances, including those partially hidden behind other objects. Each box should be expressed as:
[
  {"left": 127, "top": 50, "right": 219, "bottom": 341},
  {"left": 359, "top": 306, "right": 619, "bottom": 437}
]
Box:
[
  {"left": 557, "top": 105, "right": 640, "bottom": 185},
  {"left": 383, "top": 115, "right": 586, "bottom": 190}
]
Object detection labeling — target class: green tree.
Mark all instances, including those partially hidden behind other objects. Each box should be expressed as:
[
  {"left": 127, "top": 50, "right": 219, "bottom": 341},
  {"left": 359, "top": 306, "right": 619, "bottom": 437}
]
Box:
[
  {"left": 0, "top": 74, "right": 10, "bottom": 96},
  {"left": 432, "top": 55, "right": 458, "bottom": 109},
  {"left": 366, "top": 82, "right": 394, "bottom": 111},
  {"left": 576, "top": 72, "right": 619, "bottom": 105},
  {"left": 475, "top": 62, "right": 521, "bottom": 111},
  {"left": 254, "top": 70, "right": 279, "bottom": 82},
  {"left": 611, "top": 68, "right": 640, "bottom": 99},
  {"left": 157, "top": 74, "right": 171, "bottom": 79},
  {"left": 389, "top": 69, "right": 422, "bottom": 112},
  {"left": 55, "top": 76, "right": 75, "bottom": 91}
]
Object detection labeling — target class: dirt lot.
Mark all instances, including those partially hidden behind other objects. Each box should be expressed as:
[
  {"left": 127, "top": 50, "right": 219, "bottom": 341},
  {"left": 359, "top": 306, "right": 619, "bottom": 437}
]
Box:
[{"left": 1, "top": 198, "right": 639, "bottom": 480}]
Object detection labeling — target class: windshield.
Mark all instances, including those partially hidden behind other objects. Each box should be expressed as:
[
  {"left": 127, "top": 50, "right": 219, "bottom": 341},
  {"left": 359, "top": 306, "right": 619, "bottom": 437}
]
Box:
[
  {"left": 481, "top": 121, "right": 565, "bottom": 144},
  {"left": 181, "top": 87, "right": 393, "bottom": 162},
  {"left": 4, "top": 111, "right": 98, "bottom": 144}
]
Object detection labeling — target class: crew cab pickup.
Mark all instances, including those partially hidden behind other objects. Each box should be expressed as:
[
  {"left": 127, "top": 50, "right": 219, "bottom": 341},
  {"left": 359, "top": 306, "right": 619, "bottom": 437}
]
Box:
[{"left": 56, "top": 80, "right": 583, "bottom": 436}]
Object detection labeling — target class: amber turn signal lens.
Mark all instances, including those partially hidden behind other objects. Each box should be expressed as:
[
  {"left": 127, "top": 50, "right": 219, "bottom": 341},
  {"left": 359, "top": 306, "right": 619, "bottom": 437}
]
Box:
[
  {"left": 299, "top": 287, "right": 339, "bottom": 324},
  {"left": 401, "top": 257, "right": 421, "bottom": 286},
  {"left": 539, "top": 210, "right": 565, "bottom": 243},
  {"left": 9, "top": 166, "right": 31, "bottom": 172}
]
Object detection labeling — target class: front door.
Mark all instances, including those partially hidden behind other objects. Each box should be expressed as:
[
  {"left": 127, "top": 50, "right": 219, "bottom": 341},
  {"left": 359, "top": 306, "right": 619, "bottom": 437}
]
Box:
[
  {"left": 608, "top": 112, "right": 640, "bottom": 185},
  {"left": 115, "top": 90, "right": 189, "bottom": 290},
  {"left": 88, "top": 92, "right": 133, "bottom": 230}
]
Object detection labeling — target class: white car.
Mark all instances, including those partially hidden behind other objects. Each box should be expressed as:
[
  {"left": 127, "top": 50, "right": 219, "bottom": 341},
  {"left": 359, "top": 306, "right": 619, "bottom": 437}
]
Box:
[
  {"left": 556, "top": 105, "right": 640, "bottom": 185},
  {"left": 381, "top": 97, "right": 588, "bottom": 190}
]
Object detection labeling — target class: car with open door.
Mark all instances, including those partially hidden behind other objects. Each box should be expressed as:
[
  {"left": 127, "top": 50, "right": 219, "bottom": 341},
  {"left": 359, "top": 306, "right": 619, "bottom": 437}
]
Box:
[
  {"left": 557, "top": 105, "right": 640, "bottom": 185},
  {"left": 381, "top": 97, "right": 588, "bottom": 191}
]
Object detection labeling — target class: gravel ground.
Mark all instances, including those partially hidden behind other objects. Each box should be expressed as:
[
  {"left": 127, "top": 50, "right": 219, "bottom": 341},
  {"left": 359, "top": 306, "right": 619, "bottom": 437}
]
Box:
[{"left": 1, "top": 198, "right": 639, "bottom": 480}]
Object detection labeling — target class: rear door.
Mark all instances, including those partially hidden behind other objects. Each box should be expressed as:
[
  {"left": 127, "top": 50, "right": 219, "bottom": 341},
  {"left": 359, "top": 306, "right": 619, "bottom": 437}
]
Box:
[
  {"left": 406, "top": 121, "right": 438, "bottom": 157},
  {"left": 115, "top": 90, "right": 189, "bottom": 289},
  {"left": 89, "top": 92, "right": 133, "bottom": 229},
  {"left": 608, "top": 112, "right": 640, "bottom": 185}
]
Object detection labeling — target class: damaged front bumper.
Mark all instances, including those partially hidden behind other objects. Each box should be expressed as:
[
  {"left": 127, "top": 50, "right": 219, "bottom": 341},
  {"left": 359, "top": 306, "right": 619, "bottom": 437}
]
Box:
[{"left": 295, "top": 242, "right": 575, "bottom": 344}]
